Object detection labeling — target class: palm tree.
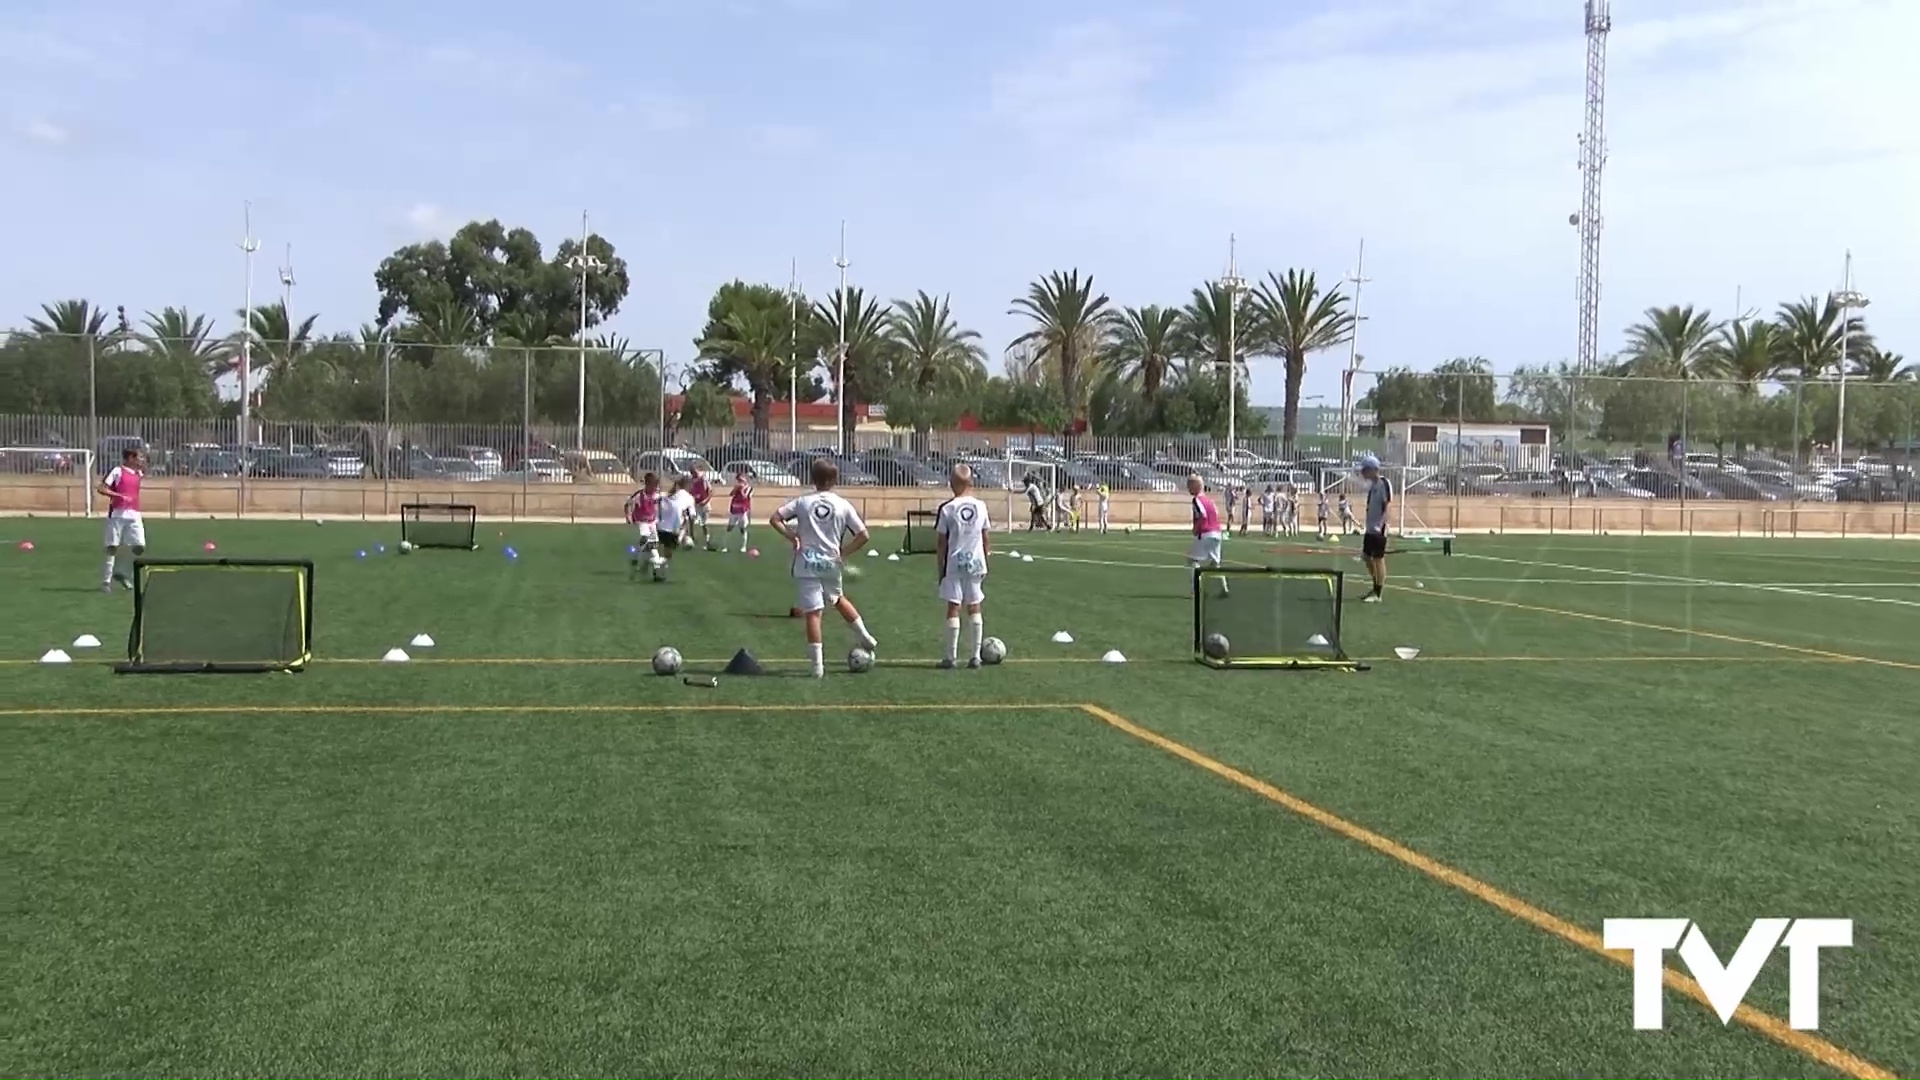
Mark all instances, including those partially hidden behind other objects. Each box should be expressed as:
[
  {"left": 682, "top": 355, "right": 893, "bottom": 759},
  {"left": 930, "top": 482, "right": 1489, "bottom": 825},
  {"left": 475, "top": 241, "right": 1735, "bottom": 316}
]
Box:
[
  {"left": 141, "top": 307, "right": 228, "bottom": 377},
  {"left": 1176, "top": 284, "right": 1253, "bottom": 384},
  {"left": 809, "top": 285, "right": 892, "bottom": 448},
  {"left": 230, "top": 300, "right": 320, "bottom": 380},
  {"left": 699, "top": 302, "right": 794, "bottom": 432},
  {"left": 399, "top": 301, "right": 485, "bottom": 366},
  {"left": 887, "top": 288, "right": 990, "bottom": 440},
  {"left": 27, "top": 299, "right": 111, "bottom": 339},
  {"left": 1623, "top": 304, "right": 1719, "bottom": 378},
  {"left": 1102, "top": 305, "right": 1181, "bottom": 405},
  {"left": 1009, "top": 270, "right": 1110, "bottom": 427},
  {"left": 1709, "top": 320, "right": 1785, "bottom": 394},
  {"left": 1773, "top": 295, "right": 1872, "bottom": 381},
  {"left": 1850, "top": 345, "right": 1909, "bottom": 383},
  {"left": 1248, "top": 269, "right": 1354, "bottom": 448}
]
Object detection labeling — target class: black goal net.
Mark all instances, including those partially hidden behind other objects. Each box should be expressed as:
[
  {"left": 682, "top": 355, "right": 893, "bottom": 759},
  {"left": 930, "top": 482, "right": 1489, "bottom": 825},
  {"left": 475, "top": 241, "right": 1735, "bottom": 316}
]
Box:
[
  {"left": 1193, "top": 567, "right": 1357, "bottom": 670},
  {"left": 401, "top": 503, "right": 478, "bottom": 550},
  {"left": 902, "top": 510, "right": 940, "bottom": 554},
  {"left": 118, "top": 558, "right": 314, "bottom": 674}
]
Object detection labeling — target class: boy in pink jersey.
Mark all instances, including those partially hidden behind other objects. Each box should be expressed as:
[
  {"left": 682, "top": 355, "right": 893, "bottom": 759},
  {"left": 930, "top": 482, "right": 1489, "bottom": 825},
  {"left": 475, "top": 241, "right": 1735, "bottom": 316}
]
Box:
[
  {"left": 96, "top": 447, "right": 147, "bottom": 592},
  {"left": 686, "top": 466, "right": 716, "bottom": 551},
  {"left": 725, "top": 468, "right": 753, "bottom": 552},
  {"left": 1186, "top": 473, "right": 1229, "bottom": 598},
  {"left": 625, "top": 472, "right": 663, "bottom": 579}
]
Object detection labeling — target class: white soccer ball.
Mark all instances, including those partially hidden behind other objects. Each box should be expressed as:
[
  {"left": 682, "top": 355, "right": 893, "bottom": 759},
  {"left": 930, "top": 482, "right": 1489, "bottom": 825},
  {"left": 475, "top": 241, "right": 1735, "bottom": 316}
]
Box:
[
  {"left": 649, "top": 550, "right": 666, "bottom": 568},
  {"left": 398, "top": 540, "right": 412, "bottom": 554},
  {"left": 1203, "top": 632, "right": 1231, "bottom": 661},
  {"left": 847, "top": 647, "right": 875, "bottom": 673},
  {"left": 980, "top": 637, "right": 1007, "bottom": 665},
  {"left": 651, "top": 646, "right": 683, "bottom": 675}
]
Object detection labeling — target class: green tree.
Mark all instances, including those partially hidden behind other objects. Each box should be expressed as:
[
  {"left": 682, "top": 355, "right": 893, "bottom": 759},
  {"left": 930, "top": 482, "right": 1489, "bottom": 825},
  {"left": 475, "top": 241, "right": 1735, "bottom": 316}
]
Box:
[
  {"left": 1101, "top": 305, "right": 1181, "bottom": 406},
  {"left": 372, "top": 219, "right": 630, "bottom": 342},
  {"left": 1623, "top": 304, "right": 1719, "bottom": 378},
  {"left": 695, "top": 282, "right": 810, "bottom": 435},
  {"left": 1009, "top": 270, "right": 1110, "bottom": 430},
  {"left": 1711, "top": 320, "right": 1786, "bottom": 393},
  {"left": 1773, "top": 295, "right": 1872, "bottom": 380},
  {"left": 808, "top": 286, "right": 892, "bottom": 449},
  {"left": 1248, "top": 269, "right": 1353, "bottom": 448},
  {"left": 882, "top": 290, "right": 986, "bottom": 444},
  {"left": 676, "top": 378, "right": 738, "bottom": 430}
]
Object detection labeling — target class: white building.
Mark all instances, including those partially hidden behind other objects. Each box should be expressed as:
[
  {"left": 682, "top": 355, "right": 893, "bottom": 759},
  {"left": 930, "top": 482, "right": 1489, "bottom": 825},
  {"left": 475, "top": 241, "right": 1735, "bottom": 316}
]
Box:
[{"left": 1383, "top": 420, "right": 1552, "bottom": 471}]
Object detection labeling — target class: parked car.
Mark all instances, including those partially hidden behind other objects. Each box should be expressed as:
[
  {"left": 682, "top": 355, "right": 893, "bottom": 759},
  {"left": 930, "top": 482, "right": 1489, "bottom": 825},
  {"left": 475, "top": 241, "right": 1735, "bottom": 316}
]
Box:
[
  {"left": 1081, "top": 459, "right": 1179, "bottom": 492},
  {"left": 95, "top": 435, "right": 148, "bottom": 474},
  {"left": 499, "top": 457, "right": 573, "bottom": 483},
  {"left": 248, "top": 449, "right": 331, "bottom": 479},
  {"left": 629, "top": 449, "right": 714, "bottom": 483},
  {"left": 171, "top": 449, "right": 245, "bottom": 477},
  {"left": 724, "top": 459, "right": 804, "bottom": 486},
  {"left": 433, "top": 458, "right": 487, "bottom": 482},
  {"left": 778, "top": 452, "right": 878, "bottom": 485},
  {"left": 856, "top": 452, "right": 945, "bottom": 487},
  {"left": 563, "top": 450, "right": 634, "bottom": 484},
  {"left": 452, "top": 445, "right": 504, "bottom": 477},
  {"left": 317, "top": 445, "right": 365, "bottom": 479}
]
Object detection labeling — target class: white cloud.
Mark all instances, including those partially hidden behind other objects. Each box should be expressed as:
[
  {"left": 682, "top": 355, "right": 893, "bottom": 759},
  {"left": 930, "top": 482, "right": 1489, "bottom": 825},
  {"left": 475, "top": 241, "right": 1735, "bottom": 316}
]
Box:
[
  {"left": 22, "top": 118, "right": 69, "bottom": 145},
  {"left": 983, "top": 0, "right": 1919, "bottom": 388},
  {"left": 612, "top": 94, "right": 698, "bottom": 133},
  {"left": 404, "top": 203, "right": 455, "bottom": 237},
  {"left": 756, "top": 123, "right": 818, "bottom": 151}
]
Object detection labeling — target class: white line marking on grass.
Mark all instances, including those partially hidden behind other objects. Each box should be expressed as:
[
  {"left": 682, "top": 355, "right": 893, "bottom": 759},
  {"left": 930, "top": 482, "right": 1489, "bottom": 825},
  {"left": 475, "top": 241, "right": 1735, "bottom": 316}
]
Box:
[
  {"left": 1457, "top": 552, "right": 1920, "bottom": 610},
  {"left": 1419, "top": 576, "right": 1920, "bottom": 588}
]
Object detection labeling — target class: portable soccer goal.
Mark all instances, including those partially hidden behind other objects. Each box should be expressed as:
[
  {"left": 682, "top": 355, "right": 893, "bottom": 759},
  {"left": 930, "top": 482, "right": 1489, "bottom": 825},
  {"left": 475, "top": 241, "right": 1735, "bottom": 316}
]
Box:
[
  {"left": 1193, "top": 567, "right": 1363, "bottom": 670},
  {"left": 902, "top": 509, "right": 940, "bottom": 554},
  {"left": 1006, "top": 459, "right": 1060, "bottom": 530},
  {"left": 117, "top": 558, "right": 314, "bottom": 674},
  {"left": 401, "top": 502, "right": 479, "bottom": 550}
]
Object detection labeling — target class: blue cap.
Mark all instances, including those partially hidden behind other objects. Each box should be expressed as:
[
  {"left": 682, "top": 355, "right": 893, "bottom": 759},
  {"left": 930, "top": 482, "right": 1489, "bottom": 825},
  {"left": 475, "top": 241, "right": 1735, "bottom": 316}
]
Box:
[{"left": 1359, "top": 454, "right": 1381, "bottom": 470}]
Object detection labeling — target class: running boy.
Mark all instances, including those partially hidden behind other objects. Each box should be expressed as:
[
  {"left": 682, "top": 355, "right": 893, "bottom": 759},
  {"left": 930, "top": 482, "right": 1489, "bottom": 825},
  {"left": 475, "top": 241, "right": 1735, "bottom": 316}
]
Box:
[
  {"left": 726, "top": 468, "right": 753, "bottom": 552},
  {"left": 98, "top": 446, "right": 147, "bottom": 591}
]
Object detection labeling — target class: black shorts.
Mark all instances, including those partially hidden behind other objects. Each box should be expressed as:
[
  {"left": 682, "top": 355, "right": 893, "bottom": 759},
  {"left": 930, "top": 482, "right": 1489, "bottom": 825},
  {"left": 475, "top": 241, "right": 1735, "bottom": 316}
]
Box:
[
  {"left": 659, "top": 533, "right": 680, "bottom": 552},
  {"left": 1362, "top": 530, "right": 1387, "bottom": 559}
]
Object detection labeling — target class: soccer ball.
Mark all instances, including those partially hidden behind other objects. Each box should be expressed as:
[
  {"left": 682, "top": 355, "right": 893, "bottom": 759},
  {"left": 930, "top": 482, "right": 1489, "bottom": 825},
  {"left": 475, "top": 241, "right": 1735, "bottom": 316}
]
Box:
[
  {"left": 398, "top": 541, "right": 412, "bottom": 554},
  {"left": 980, "top": 637, "right": 1007, "bottom": 665},
  {"left": 1203, "top": 632, "right": 1231, "bottom": 661},
  {"left": 847, "top": 647, "right": 875, "bottom": 673},
  {"left": 651, "top": 646, "right": 683, "bottom": 675}
]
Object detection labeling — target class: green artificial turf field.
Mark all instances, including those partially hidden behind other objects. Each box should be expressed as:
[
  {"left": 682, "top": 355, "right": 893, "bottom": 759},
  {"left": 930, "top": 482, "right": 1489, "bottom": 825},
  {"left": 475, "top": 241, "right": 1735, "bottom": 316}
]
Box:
[{"left": 3, "top": 514, "right": 1916, "bottom": 1077}]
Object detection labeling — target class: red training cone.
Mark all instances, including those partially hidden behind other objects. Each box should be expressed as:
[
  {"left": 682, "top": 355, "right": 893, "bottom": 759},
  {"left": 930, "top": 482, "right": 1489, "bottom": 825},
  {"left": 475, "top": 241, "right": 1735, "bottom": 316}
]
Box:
[
  {"left": 203, "top": 541, "right": 217, "bottom": 552},
  {"left": 16, "top": 540, "right": 34, "bottom": 552}
]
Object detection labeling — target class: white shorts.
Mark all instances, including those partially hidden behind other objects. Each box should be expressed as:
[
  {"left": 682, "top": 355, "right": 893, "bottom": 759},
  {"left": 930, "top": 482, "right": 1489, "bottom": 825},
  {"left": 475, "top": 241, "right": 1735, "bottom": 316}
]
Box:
[
  {"left": 635, "top": 522, "right": 659, "bottom": 543},
  {"left": 104, "top": 514, "right": 146, "bottom": 548},
  {"left": 728, "top": 512, "right": 748, "bottom": 531},
  {"left": 939, "top": 573, "right": 986, "bottom": 606},
  {"left": 795, "top": 575, "right": 843, "bottom": 614},
  {"left": 1187, "top": 533, "right": 1223, "bottom": 566}
]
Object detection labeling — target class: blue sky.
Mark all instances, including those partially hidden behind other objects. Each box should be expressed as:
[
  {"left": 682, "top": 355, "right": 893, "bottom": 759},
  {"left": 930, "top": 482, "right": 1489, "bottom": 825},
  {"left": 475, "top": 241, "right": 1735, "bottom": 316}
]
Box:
[{"left": 4, "top": 0, "right": 1916, "bottom": 407}]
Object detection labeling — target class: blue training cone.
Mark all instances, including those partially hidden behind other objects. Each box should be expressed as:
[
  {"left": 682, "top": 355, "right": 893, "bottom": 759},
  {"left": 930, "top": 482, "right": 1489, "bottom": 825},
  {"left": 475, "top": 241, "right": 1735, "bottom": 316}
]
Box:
[
  {"left": 504, "top": 546, "right": 518, "bottom": 560},
  {"left": 356, "top": 549, "right": 367, "bottom": 559}
]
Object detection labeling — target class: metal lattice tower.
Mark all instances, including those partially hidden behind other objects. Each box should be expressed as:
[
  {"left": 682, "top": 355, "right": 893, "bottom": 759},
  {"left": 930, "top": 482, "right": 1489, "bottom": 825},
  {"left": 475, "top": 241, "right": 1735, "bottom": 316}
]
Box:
[{"left": 1575, "top": 0, "right": 1611, "bottom": 373}]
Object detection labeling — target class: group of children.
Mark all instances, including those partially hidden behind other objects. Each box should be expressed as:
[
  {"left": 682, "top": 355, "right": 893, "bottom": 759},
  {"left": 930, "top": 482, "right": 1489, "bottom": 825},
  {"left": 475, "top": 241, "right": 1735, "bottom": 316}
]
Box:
[
  {"left": 1021, "top": 475, "right": 1111, "bottom": 533},
  {"left": 624, "top": 465, "right": 758, "bottom": 579},
  {"left": 1218, "top": 481, "right": 1361, "bottom": 542},
  {"left": 627, "top": 458, "right": 993, "bottom": 677}
]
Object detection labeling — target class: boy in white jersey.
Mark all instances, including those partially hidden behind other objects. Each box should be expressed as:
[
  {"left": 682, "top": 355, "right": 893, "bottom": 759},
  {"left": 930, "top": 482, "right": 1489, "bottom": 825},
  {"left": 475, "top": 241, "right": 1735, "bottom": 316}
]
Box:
[
  {"left": 653, "top": 477, "right": 687, "bottom": 581},
  {"left": 1261, "top": 485, "right": 1278, "bottom": 537},
  {"left": 770, "top": 458, "right": 881, "bottom": 677},
  {"left": 97, "top": 446, "right": 147, "bottom": 591},
  {"left": 1338, "top": 492, "right": 1361, "bottom": 535},
  {"left": 725, "top": 468, "right": 753, "bottom": 552},
  {"left": 933, "top": 463, "right": 992, "bottom": 669},
  {"left": 1316, "top": 490, "right": 1332, "bottom": 541},
  {"left": 1096, "top": 482, "right": 1111, "bottom": 534}
]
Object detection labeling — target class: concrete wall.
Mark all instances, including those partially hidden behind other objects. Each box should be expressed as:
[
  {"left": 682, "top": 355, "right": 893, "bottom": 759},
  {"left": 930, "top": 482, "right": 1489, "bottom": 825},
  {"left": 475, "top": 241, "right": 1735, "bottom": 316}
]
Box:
[{"left": 3, "top": 475, "right": 1913, "bottom": 537}]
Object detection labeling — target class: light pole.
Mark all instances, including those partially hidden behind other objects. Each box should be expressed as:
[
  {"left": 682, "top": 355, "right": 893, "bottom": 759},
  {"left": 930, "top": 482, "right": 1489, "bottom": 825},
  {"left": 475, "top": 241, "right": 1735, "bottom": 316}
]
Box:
[
  {"left": 1831, "top": 251, "right": 1869, "bottom": 465},
  {"left": 1340, "top": 238, "right": 1369, "bottom": 465},
  {"left": 789, "top": 257, "right": 800, "bottom": 452},
  {"left": 1217, "top": 234, "right": 1247, "bottom": 460},
  {"left": 566, "top": 211, "right": 606, "bottom": 450},
  {"left": 657, "top": 356, "right": 683, "bottom": 451},
  {"left": 238, "top": 202, "right": 259, "bottom": 449},
  {"left": 834, "top": 221, "right": 849, "bottom": 453}
]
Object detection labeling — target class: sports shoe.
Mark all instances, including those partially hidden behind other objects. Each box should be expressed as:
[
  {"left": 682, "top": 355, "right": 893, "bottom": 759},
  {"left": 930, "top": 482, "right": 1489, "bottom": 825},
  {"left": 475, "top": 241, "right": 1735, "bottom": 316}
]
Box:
[
  {"left": 1363, "top": 593, "right": 1382, "bottom": 603},
  {"left": 101, "top": 581, "right": 113, "bottom": 593},
  {"left": 937, "top": 658, "right": 955, "bottom": 670},
  {"left": 966, "top": 657, "right": 981, "bottom": 670},
  {"left": 810, "top": 667, "right": 825, "bottom": 679}
]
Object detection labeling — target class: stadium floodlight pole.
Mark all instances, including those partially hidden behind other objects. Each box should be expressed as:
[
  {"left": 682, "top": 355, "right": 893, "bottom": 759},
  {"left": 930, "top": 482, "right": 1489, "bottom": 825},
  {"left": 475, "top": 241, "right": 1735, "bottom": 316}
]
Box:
[
  {"left": 1341, "top": 238, "right": 1370, "bottom": 465},
  {"left": 1830, "top": 250, "right": 1869, "bottom": 465},
  {"left": 1217, "top": 234, "right": 1247, "bottom": 460},
  {"left": 238, "top": 201, "right": 259, "bottom": 450},
  {"left": 789, "top": 257, "right": 800, "bottom": 452},
  {"left": 566, "top": 211, "right": 607, "bottom": 450},
  {"left": 834, "top": 221, "right": 849, "bottom": 453}
]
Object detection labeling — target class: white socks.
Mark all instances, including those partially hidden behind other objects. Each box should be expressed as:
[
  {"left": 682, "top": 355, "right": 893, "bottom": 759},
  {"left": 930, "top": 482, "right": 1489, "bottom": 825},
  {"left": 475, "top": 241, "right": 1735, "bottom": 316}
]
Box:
[
  {"left": 943, "top": 617, "right": 961, "bottom": 662},
  {"left": 849, "top": 617, "right": 877, "bottom": 651},
  {"left": 966, "top": 613, "right": 984, "bottom": 661},
  {"left": 103, "top": 556, "right": 118, "bottom": 584},
  {"left": 808, "top": 642, "right": 824, "bottom": 676}
]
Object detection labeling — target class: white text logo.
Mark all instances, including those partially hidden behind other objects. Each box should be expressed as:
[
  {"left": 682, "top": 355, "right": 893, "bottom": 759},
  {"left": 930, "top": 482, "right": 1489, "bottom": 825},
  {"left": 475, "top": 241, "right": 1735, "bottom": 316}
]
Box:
[{"left": 1602, "top": 918, "right": 1853, "bottom": 1030}]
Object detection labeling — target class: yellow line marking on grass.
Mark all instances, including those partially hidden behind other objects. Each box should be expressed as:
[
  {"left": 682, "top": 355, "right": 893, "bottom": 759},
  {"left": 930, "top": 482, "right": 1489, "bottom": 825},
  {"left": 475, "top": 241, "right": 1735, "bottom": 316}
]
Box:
[
  {"left": 1425, "top": 591, "right": 1920, "bottom": 672},
  {"left": 0, "top": 703, "right": 1083, "bottom": 718},
  {"left": 1077, "top": 703, "right": 1898, "bottom": 1080}
]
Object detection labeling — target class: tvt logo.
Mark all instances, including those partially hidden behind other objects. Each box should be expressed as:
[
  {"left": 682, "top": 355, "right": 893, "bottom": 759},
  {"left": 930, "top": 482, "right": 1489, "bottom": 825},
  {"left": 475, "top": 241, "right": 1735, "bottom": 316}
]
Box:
[{"left": 1603, "top": 918, "right": 1853, "bottom": 1030}]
